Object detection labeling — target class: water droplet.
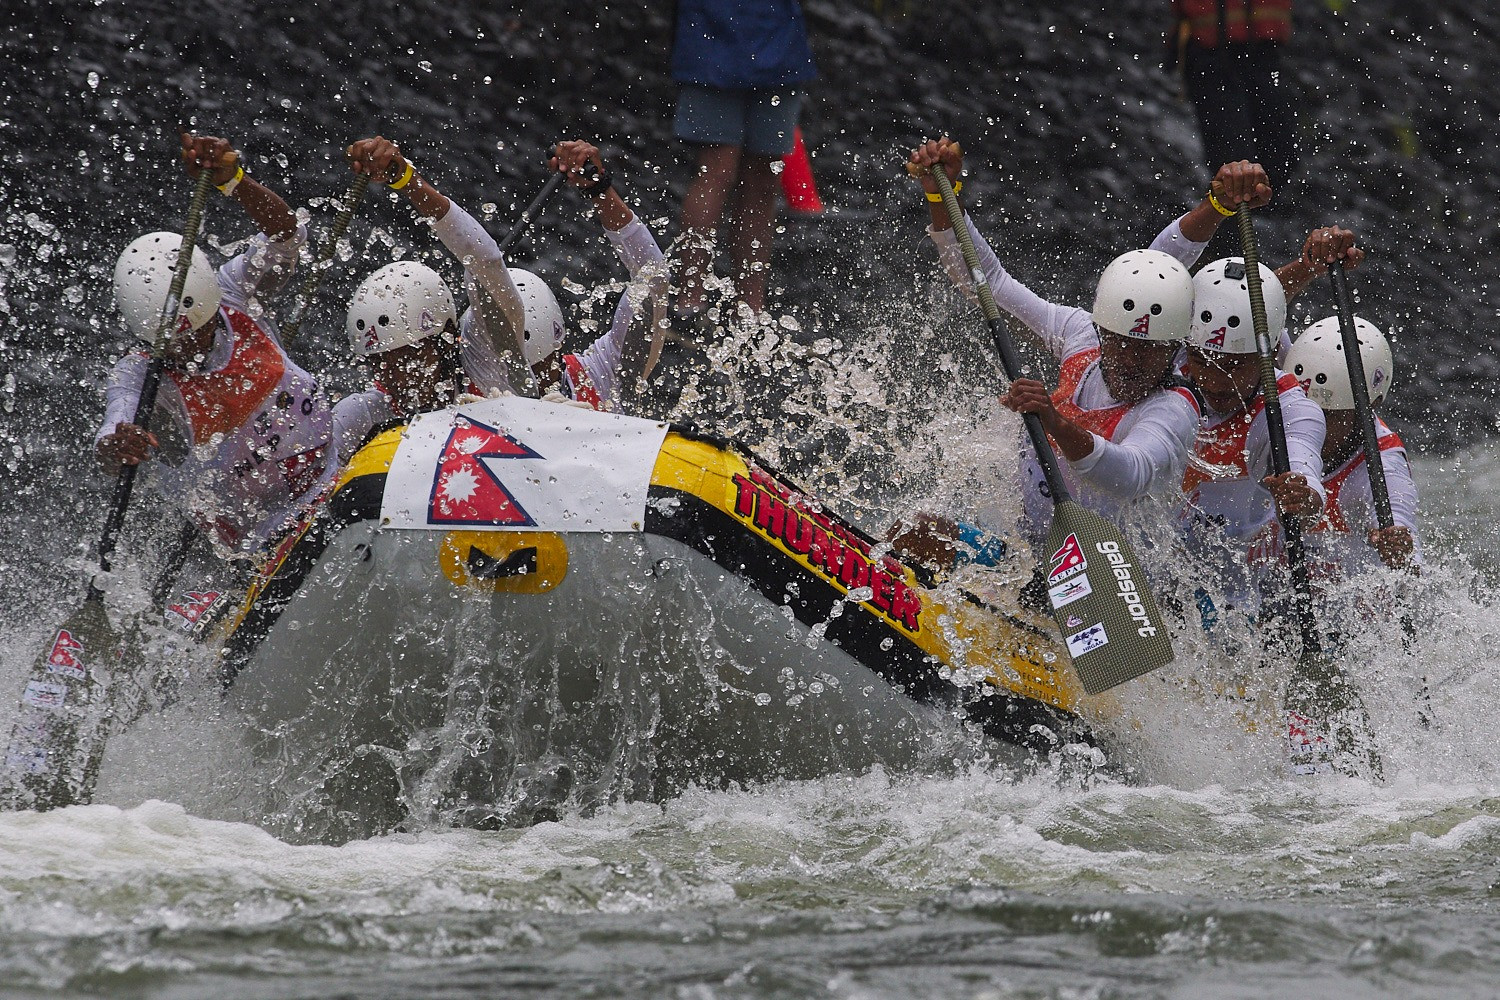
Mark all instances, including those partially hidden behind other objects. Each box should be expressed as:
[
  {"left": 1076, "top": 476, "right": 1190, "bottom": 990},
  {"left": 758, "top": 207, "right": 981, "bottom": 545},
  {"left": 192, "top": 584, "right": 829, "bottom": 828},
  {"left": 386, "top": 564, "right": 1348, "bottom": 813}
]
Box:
[
  {"left": 86, "top": 71, "right": 99, "bottom": 90},
  {"left": 418, "top": 60, "right": 433, "bottom": 73}
]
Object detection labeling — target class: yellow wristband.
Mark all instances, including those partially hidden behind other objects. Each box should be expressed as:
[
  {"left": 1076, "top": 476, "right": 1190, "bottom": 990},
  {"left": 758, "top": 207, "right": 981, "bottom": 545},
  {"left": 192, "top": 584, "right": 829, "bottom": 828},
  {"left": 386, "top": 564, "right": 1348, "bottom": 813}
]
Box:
[
  {"left": 926, "top": 181, "right": 961, "bottom": 202},
  {"left": 216, "top": 164, "right": 245, "bottom": 197},
  {"left": 1207, "top": 190, "right": 1235, "bottom": 217},
  {"left": 389, "top": 160, "right": 416, "bottom": 190}
]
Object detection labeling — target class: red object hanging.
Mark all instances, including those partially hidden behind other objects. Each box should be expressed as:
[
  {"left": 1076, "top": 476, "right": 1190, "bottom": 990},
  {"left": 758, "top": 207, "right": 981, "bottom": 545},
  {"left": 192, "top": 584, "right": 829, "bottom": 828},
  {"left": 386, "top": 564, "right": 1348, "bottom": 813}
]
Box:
[{"left": 780, "top": 126, "right": 824, "bottom": 215}]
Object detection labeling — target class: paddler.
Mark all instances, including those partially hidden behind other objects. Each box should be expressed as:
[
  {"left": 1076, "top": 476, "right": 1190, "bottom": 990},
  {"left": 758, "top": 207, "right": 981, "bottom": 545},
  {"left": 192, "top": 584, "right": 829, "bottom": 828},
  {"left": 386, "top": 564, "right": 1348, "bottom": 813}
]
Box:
[
  {"left": 1175, "top": 226, "right": 1365, "bottom": 612},
  {"left": 891, "top": 140, "right": 1269, "bottom": 582},
  {"left": 97, "top": 132, "right": 331, "bottom": 559},
  {"left": 331, "top": 137, "right": 668, "bottom": 465},
  {"left": 1283, "top": 317, "right": 1421, "bottom": 575}
]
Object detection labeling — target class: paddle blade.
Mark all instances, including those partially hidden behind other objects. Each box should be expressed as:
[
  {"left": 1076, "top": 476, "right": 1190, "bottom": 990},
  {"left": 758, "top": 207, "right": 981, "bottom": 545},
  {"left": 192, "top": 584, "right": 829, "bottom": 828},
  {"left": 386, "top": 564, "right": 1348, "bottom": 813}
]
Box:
[
  {"left": 1, "top": 597, "right": 123, "bottom": 811},
  {"left": 1284, "top": 652, "right": 1384, "bottom": 780},
  {"left": 1043, "top": 500, "right": 1174, "bottom": 695}
]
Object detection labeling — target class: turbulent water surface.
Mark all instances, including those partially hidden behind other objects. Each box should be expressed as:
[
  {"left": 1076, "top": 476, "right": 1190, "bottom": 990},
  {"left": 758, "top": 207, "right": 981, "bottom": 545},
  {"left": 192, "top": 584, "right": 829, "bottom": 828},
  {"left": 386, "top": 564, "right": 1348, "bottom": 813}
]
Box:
[
  {"left": 5, "top": 2, "right": 1500, "bottom": 997},
  {"left": 0, "top": 445, "right": 1498, "bottom": 999}
]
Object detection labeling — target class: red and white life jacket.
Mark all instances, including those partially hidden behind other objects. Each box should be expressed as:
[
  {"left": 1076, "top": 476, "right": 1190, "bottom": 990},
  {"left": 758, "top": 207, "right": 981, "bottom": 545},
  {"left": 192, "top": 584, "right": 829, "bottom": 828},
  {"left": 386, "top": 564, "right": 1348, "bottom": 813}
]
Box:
[
  {"left": 563, "top": 353, "right": 604, "bottom": 411},
  {"left": 1182, "top": 371, "right": 1301, "bottom": 495},
  {"left": 1050, "top": 348, "right": 1199, "bottom": 444},
  {"left": 1311, "top": 422, "right": 1406, "bottom": 536},
  {"left": 162, "top": 307, "right": 329, "bottom": 548}
]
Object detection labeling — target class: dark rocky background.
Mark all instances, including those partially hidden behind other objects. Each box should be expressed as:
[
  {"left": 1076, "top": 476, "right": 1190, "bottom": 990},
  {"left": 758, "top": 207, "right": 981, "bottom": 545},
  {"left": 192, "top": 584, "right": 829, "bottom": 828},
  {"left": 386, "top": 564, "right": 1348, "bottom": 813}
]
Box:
[
  {"left": 3, "top": 1, "right": 1496, "bottom": 448},
  {"left": 0, "top": 0, "right": 1494, "bottom": 610}
]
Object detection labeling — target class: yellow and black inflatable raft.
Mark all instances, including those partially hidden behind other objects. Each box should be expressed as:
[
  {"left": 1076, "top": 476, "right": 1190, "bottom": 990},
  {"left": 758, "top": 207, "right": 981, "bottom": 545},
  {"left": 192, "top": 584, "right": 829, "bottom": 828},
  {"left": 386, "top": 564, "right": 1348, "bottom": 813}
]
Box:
[{"left": 219, "top": 396, "right": 1088, "bottom": 824}]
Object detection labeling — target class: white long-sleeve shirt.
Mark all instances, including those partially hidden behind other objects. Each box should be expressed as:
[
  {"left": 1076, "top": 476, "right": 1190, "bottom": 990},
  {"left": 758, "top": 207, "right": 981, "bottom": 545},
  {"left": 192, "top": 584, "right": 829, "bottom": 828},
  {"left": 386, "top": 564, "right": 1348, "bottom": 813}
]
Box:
[
  {"left": 330, "top": 202, "right": 667, "bottom": 466},
  {"left": 927, "top": 220, "right": 1200, "bottom": 539},
  {"left": 95, "top": 226, "right": 332, "bottom": 552}
]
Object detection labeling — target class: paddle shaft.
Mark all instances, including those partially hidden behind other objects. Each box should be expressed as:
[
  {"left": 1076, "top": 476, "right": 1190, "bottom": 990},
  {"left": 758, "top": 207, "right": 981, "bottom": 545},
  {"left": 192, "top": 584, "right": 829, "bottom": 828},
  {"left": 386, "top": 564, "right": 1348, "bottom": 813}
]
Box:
[
  {"left": 1235, "top": 205, "right": 1323, "bottom": 657},
  {"left": 1328, "top": 262, "right": 1394, "bottom": 528},
  {"left": 498, "top": 170, "right": 569, "bottom": 256},
  {"left": 91, "top": 168, "right": 218, "bottom": 601},
  {"left": 928, "top": 168, "right": 1072, "bottom": 504},
  {"left": 280, "top": 173, "right": 372, "bottom": 343}
]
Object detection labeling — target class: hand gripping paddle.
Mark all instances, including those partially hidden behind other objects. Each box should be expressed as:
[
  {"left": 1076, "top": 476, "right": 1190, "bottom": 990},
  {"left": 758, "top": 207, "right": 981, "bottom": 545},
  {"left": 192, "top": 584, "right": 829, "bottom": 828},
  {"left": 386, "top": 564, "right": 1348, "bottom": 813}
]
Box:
[{"left": 918, "top": 159, "right": 1175, "bottom": 694}]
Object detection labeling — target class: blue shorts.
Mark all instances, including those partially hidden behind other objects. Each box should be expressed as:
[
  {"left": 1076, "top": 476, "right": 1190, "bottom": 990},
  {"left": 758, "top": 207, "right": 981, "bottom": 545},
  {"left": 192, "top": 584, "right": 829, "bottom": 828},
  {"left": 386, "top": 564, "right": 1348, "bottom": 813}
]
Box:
[{"left": 674, "top": 84, "right": 803, "bottom": 157}]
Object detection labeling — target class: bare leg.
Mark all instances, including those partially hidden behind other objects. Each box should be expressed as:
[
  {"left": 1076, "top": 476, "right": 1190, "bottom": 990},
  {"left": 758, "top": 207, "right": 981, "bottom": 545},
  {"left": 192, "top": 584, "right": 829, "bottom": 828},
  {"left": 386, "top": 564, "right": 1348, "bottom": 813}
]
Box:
[
  {"left": 678, "top": 144, "right": 743, "bottom": 313},
  {"left": 729, "top": 154, "right": 779, "bottom": 315}
]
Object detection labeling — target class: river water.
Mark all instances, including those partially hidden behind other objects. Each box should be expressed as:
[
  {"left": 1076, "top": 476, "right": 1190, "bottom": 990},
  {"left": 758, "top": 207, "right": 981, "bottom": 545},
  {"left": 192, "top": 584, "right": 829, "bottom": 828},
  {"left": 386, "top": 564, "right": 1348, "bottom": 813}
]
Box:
[
  {"left": 1, "top": 436, "right": 1497, "bottom": 997},
  {"left": 4, "top": 2, "right": 1499, "bottom": 990}
]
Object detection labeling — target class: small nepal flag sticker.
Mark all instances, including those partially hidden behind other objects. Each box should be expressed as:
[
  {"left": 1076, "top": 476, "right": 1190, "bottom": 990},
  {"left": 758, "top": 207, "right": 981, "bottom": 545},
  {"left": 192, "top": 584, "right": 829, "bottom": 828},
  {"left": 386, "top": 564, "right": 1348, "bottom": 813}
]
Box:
[
  {"left": 167, "top": 591, "right": 222, "bottom": 627},
  {"left": 1206, "top": 326, "right": 1228, "bottom": 349},
  {"left": 1049, "top": 533, "right": 1087, "bottom": 581},
  {"left": 45, "top": 630, "right": 85, "bottom": 680},
  {"left": 1129, "top": 313, "right": 1151, "bottom": 336}
]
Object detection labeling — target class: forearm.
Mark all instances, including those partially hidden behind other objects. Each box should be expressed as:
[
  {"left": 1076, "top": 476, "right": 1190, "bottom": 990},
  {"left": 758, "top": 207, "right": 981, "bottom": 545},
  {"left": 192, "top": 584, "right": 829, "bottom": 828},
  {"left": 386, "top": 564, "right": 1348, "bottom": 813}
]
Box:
[
  {"left": 1069, "top": 397, "right": 1196, "bottom": 499},
  {"left": 1042, "top": 414, "right": 1096, "bottom": 462},
  {"left": 1150, "top": 213, "right": 1212, "bottom": 269},
  {"left": 401, "top": 171, "right": 452, "bottom": 222},
  {"left": 592, "top": 186, "right": 634, "bottom": 232},
  {"left": 95, "top": 355, "right": 149, "bottom": 445},
  {"left": 232, "top": 176, "right": 297, "bottom": 242},
  {"left": 1275, "top": 258, "right": 1320, "bottom": 302},
  {"left": 926, "top": 194, "right": 953, "bottom": 231},
  {"left": 1282, "top": 411, "right": 1329, "bottom": 505},
  {"left": 1175, "top": 198, "right": 1229, "bottom": 244}
]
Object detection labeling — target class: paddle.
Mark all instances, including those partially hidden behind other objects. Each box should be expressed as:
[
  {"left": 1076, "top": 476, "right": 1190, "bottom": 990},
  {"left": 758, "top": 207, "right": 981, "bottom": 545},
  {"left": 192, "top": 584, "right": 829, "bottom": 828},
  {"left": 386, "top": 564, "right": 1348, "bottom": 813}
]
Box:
[
  {"left": 500, "top": 170, "right": 568, "bottom": 254},
  {"left": 1328, "top": 260, "right": 1424, "bottom": 720},
  {"left": 1, "top": 164, "right": 221, "bottom": 811},
  {"left": 280, "top": 173, "right": 372, "bottom": 343},
  {"left": 1235, "top": 205, "right": 1381, "bottom": 777},
  {"left": 1327, "top": 263, "right": 1396, "bottom": 539},
  {"left": 915, "top": 159, "right": 1175, "bottom": 695}
]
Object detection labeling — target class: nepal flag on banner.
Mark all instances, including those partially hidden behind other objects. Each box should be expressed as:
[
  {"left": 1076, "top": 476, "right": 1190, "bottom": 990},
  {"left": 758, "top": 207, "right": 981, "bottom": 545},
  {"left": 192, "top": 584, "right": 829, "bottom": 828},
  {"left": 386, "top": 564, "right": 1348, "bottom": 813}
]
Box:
[{"left": 428, "top": 417, "right": 543, "bottom": 526}]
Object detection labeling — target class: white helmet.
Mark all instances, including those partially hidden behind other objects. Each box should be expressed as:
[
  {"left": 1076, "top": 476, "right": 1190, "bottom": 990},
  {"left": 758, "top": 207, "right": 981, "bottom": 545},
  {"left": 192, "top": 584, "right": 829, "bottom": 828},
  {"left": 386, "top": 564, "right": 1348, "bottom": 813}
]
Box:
[
  {"left": 510, "top": 268, "right": 565, "bottom": 367},
  {"left": 1188, "top": 257, "right": 1286, "bottom": 354},
  {"left": 1091, "top": 249, "right": 1194, "bottom": 343},
  {"left": 347, "top": 261, "right": 457, "bottom": 356},
  {"left": 113, "top": 232, "right": 222, "bottom": 342},
  {"left": 1285, "top": 316, "right": 1395, "bottom": 411}
]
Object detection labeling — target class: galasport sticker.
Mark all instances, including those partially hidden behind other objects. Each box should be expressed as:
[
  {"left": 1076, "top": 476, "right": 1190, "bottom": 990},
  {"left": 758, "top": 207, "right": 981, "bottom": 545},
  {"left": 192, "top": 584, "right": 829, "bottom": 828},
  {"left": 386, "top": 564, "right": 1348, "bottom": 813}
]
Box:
[
  {"left": 1048, "top": 574, "right": 1093, "bottom": 609},
  {"left": 1049, "top": 534, "right": 1086, "bottom": 582},
  {"left": 1094, "top": 540, "right": 1159, "bottom": 638},
  {"left": 22, "top": 681, "right": 67, "bottom": 711},
  {"left": 1065, "top": 622, "right": 1109, "bottom": 657},
  {"left": 44, "top": 630, "right": 86, "bottom": 680},
  {"left": 732, "top": 468, "right": 922, "bottom": 633}
]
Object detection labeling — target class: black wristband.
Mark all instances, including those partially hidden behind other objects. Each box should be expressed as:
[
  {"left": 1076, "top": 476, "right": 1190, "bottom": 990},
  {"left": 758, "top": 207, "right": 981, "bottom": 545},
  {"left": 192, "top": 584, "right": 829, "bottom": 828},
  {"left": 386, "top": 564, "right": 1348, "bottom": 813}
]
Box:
[{"left": 588, "top": 172, "right": 614, "bottom": 196}]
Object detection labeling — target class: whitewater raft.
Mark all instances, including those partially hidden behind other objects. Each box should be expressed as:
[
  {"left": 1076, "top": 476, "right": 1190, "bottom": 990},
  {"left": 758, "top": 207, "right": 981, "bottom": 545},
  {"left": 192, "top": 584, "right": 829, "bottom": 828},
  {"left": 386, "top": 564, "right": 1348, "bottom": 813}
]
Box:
[{"left": 219, "top": 396, "right": 1090, "bottom": 824}]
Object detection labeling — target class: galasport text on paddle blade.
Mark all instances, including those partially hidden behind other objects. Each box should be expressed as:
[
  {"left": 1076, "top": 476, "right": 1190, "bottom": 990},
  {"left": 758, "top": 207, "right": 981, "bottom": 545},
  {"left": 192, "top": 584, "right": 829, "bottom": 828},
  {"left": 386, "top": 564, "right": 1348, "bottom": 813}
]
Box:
[{"left": 1044, "top": 501, "right": 1174, "bottom": 695}]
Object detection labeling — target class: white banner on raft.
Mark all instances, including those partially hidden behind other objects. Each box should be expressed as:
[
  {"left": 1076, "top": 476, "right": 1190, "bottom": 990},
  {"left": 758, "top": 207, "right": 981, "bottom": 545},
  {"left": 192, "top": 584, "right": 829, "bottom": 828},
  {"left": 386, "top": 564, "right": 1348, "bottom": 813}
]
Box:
[{"left": 380, "top": 396, "right": 669, "bottom": 533}]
